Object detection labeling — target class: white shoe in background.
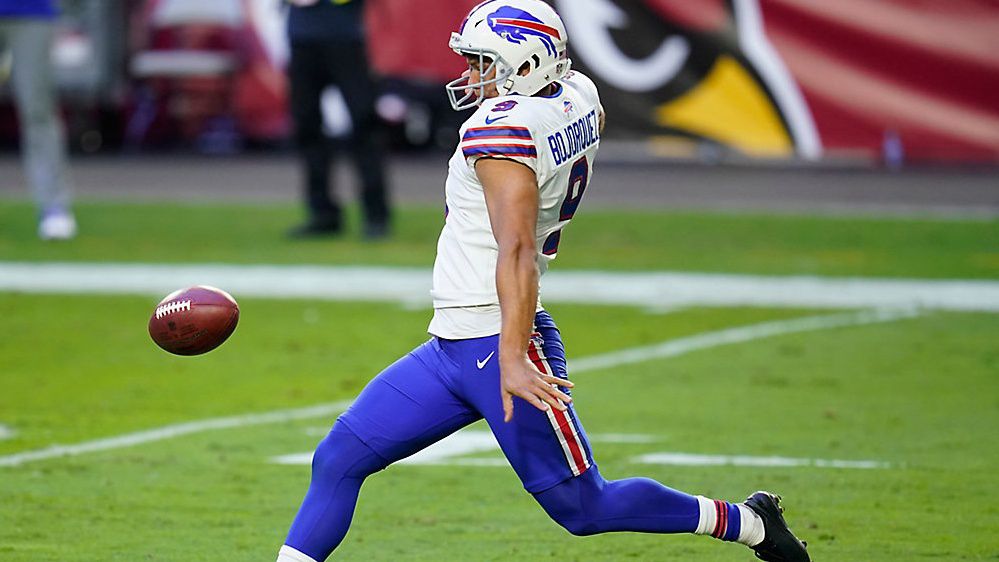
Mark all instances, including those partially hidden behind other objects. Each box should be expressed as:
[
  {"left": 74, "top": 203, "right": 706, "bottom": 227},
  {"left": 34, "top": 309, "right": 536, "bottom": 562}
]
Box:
[{"left": 38, "top": 209, "right": 78, "bottom": 241}]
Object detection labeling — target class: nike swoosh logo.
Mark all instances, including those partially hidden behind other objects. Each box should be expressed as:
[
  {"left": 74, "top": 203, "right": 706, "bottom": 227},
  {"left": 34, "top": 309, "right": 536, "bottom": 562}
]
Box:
[
  {"left": 476, "top": 351, "right": 496, "bottom": 369},
  {"left": 484, "top": 115, "right": 508, "bottom": 125}
]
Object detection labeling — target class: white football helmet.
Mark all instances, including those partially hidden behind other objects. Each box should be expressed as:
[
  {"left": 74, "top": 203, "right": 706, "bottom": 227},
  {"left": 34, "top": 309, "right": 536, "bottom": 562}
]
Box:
[{"left": 446, "top": 0, "right": 571, "bottom": 110}]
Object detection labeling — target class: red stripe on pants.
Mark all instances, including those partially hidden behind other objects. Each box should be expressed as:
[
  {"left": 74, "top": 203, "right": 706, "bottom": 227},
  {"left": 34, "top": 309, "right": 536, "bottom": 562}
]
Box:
[{"left": 527, "top": 339, "right": 587, "bottom": 475}]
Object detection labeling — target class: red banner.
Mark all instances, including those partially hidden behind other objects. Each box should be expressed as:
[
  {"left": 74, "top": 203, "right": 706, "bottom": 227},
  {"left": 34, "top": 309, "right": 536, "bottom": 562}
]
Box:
[
  {"left": 365, "top": 0, "right": 999, "bottom": 163},
  {"left": 761, "top": 0, "right": 999, "bottom": 162}
]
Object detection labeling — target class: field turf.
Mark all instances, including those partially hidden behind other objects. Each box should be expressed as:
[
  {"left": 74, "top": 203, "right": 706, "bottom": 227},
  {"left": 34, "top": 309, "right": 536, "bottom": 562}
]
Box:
[
  {"left": 0, "top": 201, "right": 996, "bottom": 277},
  {"left": 0, "top": 200, "right": 997, "bottom": 561}
]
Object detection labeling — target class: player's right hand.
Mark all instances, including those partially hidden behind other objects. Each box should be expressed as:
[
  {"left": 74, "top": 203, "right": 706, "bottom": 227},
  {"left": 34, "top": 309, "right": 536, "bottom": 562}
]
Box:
[{"left": 500, "top": 357, "right": 573, "bottom": 423}]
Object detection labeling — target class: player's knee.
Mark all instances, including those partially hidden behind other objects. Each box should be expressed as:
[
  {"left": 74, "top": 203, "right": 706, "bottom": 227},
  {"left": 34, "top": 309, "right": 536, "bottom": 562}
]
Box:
[
  {"left": 541, "top": 499, "right": 600, "bottom": 536},
  {"left": 534, "top": 471, "right": 606, "bottom": 537},
  {"left": 309, "top": 435, "right": 341, "bottom": 478},
  {"left": 541, "top": 498, "right": 600, "bottom": 537},
  {"left": 311, "top": 424, "right": 385, "bottom": 480}
]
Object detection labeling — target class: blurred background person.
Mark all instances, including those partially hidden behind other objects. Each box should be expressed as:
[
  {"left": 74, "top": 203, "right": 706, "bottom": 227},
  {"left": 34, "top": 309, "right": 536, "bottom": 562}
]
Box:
[
  {"left": 285, "top": 0, "right": 390, "bottom": 240},
  {"left": 125, "top": 0, "right": 248, "bottom": 154},
  {"left": 0, "top": 0, "right": 77, "bottom": 240},
  {"left": 364, "top": 0, "right": 481, "bottom": 152}
]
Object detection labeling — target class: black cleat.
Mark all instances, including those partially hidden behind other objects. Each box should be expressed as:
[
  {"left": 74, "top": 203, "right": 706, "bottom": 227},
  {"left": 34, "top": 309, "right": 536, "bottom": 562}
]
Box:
[{"left": 744, "top": 491, "right": 811, "bottom": 562}]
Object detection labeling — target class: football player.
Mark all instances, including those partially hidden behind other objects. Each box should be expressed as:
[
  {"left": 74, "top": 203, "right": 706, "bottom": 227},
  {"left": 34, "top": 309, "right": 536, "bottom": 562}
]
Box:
[{"left": 276, "top": 1, "right": 809, "bottom": 560}]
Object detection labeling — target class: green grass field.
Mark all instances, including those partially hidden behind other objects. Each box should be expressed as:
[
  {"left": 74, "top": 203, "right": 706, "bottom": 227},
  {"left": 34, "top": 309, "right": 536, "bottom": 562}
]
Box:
[
  {"left": 1, "top": 200, "right": 997, "bottom": 561},
  {"left": 1, "top": 201, "right": 997, "bottom": 277}
]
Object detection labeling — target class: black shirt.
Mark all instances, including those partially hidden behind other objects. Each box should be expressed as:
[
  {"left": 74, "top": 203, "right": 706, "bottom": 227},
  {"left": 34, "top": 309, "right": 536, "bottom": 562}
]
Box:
[{"left": 287, "top": 0, "right": 365, "bottom": 44}]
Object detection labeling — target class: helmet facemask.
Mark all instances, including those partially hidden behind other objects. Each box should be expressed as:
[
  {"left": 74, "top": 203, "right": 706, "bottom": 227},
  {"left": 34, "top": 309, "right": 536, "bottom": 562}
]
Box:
[{"left": 445, "top": 37, "right": 515, "bottom": 111}]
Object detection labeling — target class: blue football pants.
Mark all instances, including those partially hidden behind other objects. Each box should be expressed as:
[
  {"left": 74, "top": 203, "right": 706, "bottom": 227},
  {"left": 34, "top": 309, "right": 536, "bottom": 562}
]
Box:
[{"left": 284, "top": 311, "right": 702, "bottom": 560}]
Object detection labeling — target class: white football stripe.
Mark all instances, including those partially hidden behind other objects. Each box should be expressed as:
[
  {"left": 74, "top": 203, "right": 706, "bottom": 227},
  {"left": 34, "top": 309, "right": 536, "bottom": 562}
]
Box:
[
  {"left": 272, "top": 431, "right": 661, "bottom": 467},
  {"left": 568, "top": 308, "right": 920, "bottom": 373},
  {"left": 0, "top": 401, "right": 351, "bottom": 467},
  {"left": 270, "top": 453, "right": 317, "bottom": 466},
  {"left": 0, "top": 424, "right": 15, "bottom": 440},
  {"left": 397, "top": 431, "right": 499, "bottom": 465},
  {"left": 0, "top": 309, "right": 913, "bottom": 468},
  {"left": 270, "top": 430, "right": 889, "bottom": 470},
  {"left": 635, "top": 452, "right": 889, "bottom": 470},
  {"left": 0, "top": 262, "right": 997, "bottom": 311}
]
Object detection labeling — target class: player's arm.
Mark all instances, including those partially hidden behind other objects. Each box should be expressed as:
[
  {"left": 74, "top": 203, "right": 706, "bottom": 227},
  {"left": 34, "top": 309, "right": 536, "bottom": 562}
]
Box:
[{"left": 477, "top": 157, "right": 573, "bottom": 423}]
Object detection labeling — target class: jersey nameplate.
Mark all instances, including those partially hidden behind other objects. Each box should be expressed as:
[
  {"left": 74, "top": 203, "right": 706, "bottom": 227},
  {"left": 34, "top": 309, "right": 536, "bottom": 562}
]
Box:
[{"left": 547, "top": 108, "right": 600, "bottom": 167}]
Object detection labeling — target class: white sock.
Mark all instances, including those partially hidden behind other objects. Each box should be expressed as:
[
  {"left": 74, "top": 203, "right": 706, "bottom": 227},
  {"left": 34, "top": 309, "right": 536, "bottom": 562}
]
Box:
[
  {"left": 693, "top": 496, "right": 717, "bottom": 535},
  {"left": 736, "top": 503, "right": 766, "bottom": 547},
  {"left": 694, "top": 496, "right": 765, "bottom": 547},
  {"left": 277, "top": 545, "right": 318, "bottom": 562}
]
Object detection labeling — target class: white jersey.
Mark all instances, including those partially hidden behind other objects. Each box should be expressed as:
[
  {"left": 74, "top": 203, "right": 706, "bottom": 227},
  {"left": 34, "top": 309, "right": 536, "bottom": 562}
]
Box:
[{"left": 429, "top": 71, "right": 602, "bottom": 338}]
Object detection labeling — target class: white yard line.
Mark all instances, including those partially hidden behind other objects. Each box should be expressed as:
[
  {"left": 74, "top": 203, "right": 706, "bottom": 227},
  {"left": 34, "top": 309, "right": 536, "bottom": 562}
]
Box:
[
  {"left": 634, "top": 452, "right": 889, "bottom": 470},
  {"left": 1, "top": 262, "right": 996, "bottom": 311},
  {"left": 0, "top": 309, "right": 915, "bottom": 468},
  {"left": 568, "top": 308, "right": 920, "bottom": 373},
  {"left": 0, "top": 401, "right": 351, "bottom": 468},
  {"left": 271, "top": 431, "right": 661, "bottom": 467},
  {"left": 272, "top": 430, "right": 888, "bottom": 470},
  {"left": 0, "top": 424, "right": 15, "bottom": 440}
]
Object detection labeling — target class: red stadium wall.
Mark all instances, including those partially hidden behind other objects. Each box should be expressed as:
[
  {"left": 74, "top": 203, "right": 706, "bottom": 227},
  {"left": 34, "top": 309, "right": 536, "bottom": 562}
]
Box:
[
  {"left": 365, "top": 0, "right": 484, "bottom": 84},
  {"left": 364, "top": 0, "right": 999, "bottom": 163},
  {"left": 761, "top": 0, "right": 999, "bottom": 162}
]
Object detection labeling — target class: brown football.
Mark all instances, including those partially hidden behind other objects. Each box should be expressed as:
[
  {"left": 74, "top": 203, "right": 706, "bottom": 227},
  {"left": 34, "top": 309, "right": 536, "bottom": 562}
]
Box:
[{"left": 148, "top": 285, "right": 239, "bottom": 356}]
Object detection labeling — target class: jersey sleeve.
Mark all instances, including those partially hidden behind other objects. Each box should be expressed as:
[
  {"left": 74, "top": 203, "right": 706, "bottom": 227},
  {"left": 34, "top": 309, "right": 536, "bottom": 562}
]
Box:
[{"left": 459, "top": 101, "right": 540, "bottom": 175}]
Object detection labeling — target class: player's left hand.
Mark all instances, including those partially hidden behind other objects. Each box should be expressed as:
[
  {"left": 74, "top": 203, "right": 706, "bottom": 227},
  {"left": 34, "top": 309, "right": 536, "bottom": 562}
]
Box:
[{"left": 500, "top": 357, "right": 573, "bottom": 423}]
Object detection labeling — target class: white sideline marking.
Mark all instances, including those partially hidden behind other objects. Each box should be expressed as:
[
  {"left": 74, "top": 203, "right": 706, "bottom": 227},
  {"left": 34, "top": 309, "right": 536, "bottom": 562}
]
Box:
[
  {"left": 586, "top": 433, "right": 659, "bottom": 444},
  {"left": 635, "top": 452, "right": 889, "bottom": 470},
  {"left": 568, "top": 308, "right": 920, "bottom": 373},
  {"left": 270, "top": 453, "right": 314, "bottom": 466},
  {"left": 1, "top": 262, "right": 997, "bottom": 311},
  {"left": 0, "top": 424, "right": 15, "bottom": 440},
  {"left": 271, "top": 431, "right": 888, "bottom": 469},
  {"left": 0, "top": 309, "right": 913, "bottom": 468},
  {"left": 269, "top": 431, "right": 661, "bottom": 467},
  {"left": 400, "top": 431, "right": 497, "bottom": 465},
  {"left": 0, "top": 401, "right": 351, "bottom": 468}
]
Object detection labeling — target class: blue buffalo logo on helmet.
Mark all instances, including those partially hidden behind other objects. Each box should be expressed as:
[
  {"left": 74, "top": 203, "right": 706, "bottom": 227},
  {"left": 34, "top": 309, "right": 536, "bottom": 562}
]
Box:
[{"left": 487, "top": 6, "right": 561, "bottom": 57}]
